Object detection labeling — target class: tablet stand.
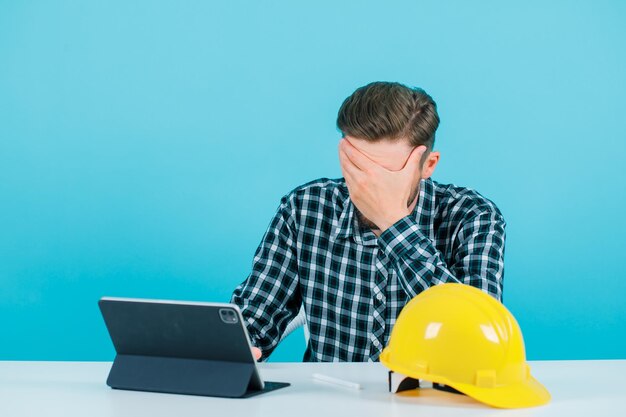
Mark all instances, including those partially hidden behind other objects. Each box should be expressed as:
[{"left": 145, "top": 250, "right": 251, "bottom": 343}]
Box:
[{"left": 107, "top": 354, "right": 289, "bottom": 398}]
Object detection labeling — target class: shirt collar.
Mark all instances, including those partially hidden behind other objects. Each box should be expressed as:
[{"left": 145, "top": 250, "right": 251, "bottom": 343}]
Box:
[
  {"left": 331, "top": 178, "right": 436, "bottom": 245},
  {"left": 413, "top": 177, "right": 436, "bottom": 240},
  {"left": 331, "top": 189, "right": 357, "bottom": 242}
]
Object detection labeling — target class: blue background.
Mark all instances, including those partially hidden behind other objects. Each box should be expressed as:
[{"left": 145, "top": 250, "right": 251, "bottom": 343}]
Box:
[{"left": 1, "top": 0, "right": 625, "bottom": 361}]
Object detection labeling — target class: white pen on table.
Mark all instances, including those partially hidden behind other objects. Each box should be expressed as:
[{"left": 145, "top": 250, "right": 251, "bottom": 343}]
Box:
[{"left": 312, "top": 373, "right": 362, "bottom": 390}]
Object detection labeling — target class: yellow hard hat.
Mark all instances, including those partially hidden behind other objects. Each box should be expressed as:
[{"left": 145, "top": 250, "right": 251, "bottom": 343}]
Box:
[{"left": 380, "top": 283, "right": 550, "bottom": 409}]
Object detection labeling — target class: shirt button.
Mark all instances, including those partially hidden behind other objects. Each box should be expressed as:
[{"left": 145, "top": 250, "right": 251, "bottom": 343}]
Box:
[
  {"left": 373, "top": 339, "right": 380, "bottom": 347},
  {"left": 376, "top": 293, "right": 383, "bottom": 301}
]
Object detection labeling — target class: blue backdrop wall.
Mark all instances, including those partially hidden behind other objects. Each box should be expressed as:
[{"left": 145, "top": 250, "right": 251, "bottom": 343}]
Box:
[{"left": 1, "top": 0, "right": 625, "bottom": 361}]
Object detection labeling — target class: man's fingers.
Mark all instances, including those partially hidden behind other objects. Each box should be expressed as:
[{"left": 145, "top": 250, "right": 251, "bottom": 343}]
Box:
[
  {"left": 252, "top": 347, "right": 262, "bottom": 361},
  {"left": 404, "top": 145, "right": 428, "bottom": 170},
  {"left": 339, "top": 146, "right": 364, "bottom": 180},
  {"left": 340, "top": 138, "right": 381, "bottom": 173},
  {"left": 339, "top": 150, "right": 365, "bottom": 201},
  {"left": 342, "top": 165, "right": 359, "bottom": 184}
]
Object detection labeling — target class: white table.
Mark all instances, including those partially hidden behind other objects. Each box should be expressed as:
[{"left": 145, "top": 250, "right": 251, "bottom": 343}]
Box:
[{"left": 0, "top": 360, "right": 624, "bottom": 416}]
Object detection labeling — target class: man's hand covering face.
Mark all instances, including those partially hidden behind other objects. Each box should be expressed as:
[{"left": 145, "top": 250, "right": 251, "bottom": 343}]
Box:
[{"left": 338, "top": 138, "right": 427, "bottom": 234}]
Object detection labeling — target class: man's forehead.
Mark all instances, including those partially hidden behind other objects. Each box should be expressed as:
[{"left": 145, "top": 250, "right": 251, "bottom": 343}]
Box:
[{"left": 343, "top": 135, "right": 414, "bottom": 171}]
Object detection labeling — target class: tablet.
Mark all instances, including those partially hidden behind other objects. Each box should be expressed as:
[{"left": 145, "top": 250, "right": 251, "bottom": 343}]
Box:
[{"left": 98, "top": 297, "right": 289, "bottom": 398}]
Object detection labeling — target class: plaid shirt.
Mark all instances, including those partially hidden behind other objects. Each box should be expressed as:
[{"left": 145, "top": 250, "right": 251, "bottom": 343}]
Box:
[{"left": 231, "top": 177, "right": 506, "bottom": 362}]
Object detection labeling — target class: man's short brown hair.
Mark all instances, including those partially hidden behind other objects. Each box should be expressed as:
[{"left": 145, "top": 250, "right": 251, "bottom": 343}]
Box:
[{"left": 336, "top": 81, "right": 440, "bottom": 150}]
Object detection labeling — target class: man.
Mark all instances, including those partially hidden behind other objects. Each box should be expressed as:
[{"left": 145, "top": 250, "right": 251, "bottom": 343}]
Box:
[{"left": 231, "top": 82, "right": 506, "bottom": 362}]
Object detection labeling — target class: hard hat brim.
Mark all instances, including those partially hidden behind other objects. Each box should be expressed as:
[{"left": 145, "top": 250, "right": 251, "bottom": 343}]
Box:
[{"left": 448, "top": 374, "right": 551, "bottom": 409}]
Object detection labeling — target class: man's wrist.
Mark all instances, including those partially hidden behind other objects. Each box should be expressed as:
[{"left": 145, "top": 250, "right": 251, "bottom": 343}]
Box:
[
  {"left": 377, "top": 210, "right": 411, "bottom": 233},
  {"left": 378, "top": 216, "right": 429, "bottom": 263}
]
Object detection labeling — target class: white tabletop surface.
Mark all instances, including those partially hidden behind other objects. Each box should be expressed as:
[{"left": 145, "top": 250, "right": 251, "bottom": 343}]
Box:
[{"left": 0, "top": 360, "right": 624, "bottom": 416}]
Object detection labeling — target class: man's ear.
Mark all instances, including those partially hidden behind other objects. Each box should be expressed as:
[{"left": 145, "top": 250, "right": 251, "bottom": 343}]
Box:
[{"left": 420, "top": 151, "right": 440, "bottom": 179}]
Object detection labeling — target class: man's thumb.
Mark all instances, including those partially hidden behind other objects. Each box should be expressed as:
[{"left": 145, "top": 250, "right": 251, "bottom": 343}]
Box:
[{"left": 406, "top": 145, "right": 428, "bottom": 169}]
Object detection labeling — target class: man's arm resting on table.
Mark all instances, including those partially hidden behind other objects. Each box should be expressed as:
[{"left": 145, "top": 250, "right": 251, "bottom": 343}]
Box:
[
  {"left": 378, "top": 209, "right": 506, "bottom": 301},
  {"left": 231, "top": 195, "right": 302, "bottom": 361}
]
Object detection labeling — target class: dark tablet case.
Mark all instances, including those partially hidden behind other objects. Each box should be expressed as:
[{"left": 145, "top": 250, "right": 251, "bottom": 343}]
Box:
[{"left": 98, "top": 298, "right": 289, "bottom": 398}]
